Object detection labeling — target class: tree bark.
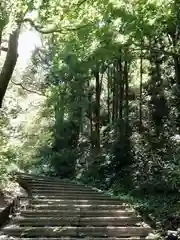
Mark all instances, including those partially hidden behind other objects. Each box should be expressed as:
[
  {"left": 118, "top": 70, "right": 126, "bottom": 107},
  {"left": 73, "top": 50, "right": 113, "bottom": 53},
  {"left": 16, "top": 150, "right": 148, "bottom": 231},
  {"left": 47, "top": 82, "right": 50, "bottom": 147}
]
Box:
[
  {"left": 87, "top": 80, "right": 93, "bottom": 147},
  {"left": 94, "top": 66, "right": 100, "bottom": 150},
  {"left": 114, "top": 62, "right": 119, "bottom": 121},
  {"left": 112, "top": 64, "right": 116, "bottom": 123},
  {"left": 107, "top": 67, "right": 110, "bottom": 123},
  {"left": 173, "top": 55, "right": 180, "bottom": 87},
  {"left": 124, "top": 60, "right": 129, "bottom": 136},
  {"left": 118, "top": 56, "right": 123, "bottom": 121},
  {"left": 139, "top": 46, "right": 143, "bottom": 127},
  {"left": 0, "top": 28, "right": 20, "bottom": 107}
]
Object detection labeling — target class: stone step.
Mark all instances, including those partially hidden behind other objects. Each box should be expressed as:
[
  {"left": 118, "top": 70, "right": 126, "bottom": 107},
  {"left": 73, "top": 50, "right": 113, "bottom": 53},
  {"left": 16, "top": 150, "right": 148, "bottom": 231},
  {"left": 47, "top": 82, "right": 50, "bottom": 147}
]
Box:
[
  {"left": 31, "top": 194, "right": 113, "bottom": 200},
  {"left": 31, "top": 186, "right": 100, "bottom": 192},
  {"left": 31, "top": 199, "right": 123, "bottom": 205},
  {"left": 31, "top": 189, "right": 102, "bottom": 194},
  {"left": 31, "top": 196, "right": 114, "bottom": 201},
  {"left": 2, "top": 226, "right": 152, "bottom": 237},
  {"left": 29, "top": 186, "right": 97, "bottom": 192},
  {"left": 29, "top": 204, "right": 128, "bottom": 211},
  {"left": 28, "top": 182, "right": 98, "bottom": 188},
  {"left": 17, "top": 173, "right": 75, "bottom": 183},
  {"left": 29, "top": 184, "right": 95, "bottom": 192},
  {"left": 31, "top": 190, "right": 106, "bottom": 196},
  {"left": 16, "top": 172, "right": 55, "bottom": 178},
  {"left": 18, "top": 174, "right": 81, "bottom": 184},
  {"left": 0, "top": 237, "right": 153, "bottom": 240},
  {"left": 30, "top": 183, "right": 89, "bottom": 189},
  {"left": 26, "top": 181, "right": 92, "bottom": 188},
  {"left": 20, "top": 178, "right": 89, "bottom": 187},
  {"left": 20, "top": 210, "right": 136, "bottom": 217},
  {"left": 15, "top": 216, "right": 142, "bottom": 226}
]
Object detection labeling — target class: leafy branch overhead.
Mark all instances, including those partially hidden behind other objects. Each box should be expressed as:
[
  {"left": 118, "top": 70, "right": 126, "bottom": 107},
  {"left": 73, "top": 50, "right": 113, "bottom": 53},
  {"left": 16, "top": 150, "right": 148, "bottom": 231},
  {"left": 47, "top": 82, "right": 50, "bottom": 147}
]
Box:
[
  {"left": 22, "top": 18, "right": 94, "bottom": 34},
  {"left": 0, "top": 0, "right": 99, "bottom": 107}
]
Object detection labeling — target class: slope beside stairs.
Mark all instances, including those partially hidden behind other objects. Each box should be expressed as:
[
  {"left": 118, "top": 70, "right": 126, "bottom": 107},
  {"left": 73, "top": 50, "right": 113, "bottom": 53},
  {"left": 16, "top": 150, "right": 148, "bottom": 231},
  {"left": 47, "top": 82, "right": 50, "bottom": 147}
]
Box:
[{"left": 0, "top": 173, "right": 154, "bottom": 239}]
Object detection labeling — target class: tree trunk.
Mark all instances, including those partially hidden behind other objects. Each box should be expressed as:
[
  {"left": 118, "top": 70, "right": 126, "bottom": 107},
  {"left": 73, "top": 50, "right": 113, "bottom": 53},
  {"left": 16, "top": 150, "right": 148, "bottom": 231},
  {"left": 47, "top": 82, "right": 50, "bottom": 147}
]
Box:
[
  {"left": 115, "top": 62, "right": 119, "bottom": 121},
  {"left": 95, "top": 67, "right": 100, "bottom": 150},
  {"left": 0, "top": 28, "right": 20, "bottom": 107},
  {"left": 173, "top": 55, "right": 180, "bottom": 87},
  {"left": 118, "top": 56, "right": 123, "bottom": 121},
  {"left": 112, "top": 65, "right": 116, "bottom": 123},
  {"left": 53, "top": 87, "right": 66, "bottom": 151},
  {"left": 173, "top": 55, "right": 180, "bottom": 134},
  {"left": 87, "top": 81, "right": 93, "bottom": 147},
  {"left": 124, "top": 60, "right": 129, "bottom": 136},
  {"left": 90, "top": 104, "right": 93, "bottom": 147},
  {"left": 139, "top": 46, "right": 143, "bottom": 127},
  {"left": 107, "top": 67, "right": 110, "bottom": 123}
]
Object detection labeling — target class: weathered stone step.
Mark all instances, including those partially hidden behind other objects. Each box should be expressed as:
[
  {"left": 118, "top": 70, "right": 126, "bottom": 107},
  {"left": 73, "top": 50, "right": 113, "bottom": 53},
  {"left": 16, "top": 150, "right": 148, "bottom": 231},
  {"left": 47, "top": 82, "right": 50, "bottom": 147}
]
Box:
[
  {"left": 29, "top": 186, "right": 97, "bottom": 192},
  {"left": 20, "top": 178, "right": 88, "bottom": 187},
  {"left": 17, "top": 173, "right": 76, "bottom": 183},
  {"left": 18, "top": 174, "right": 82, "bottom": 184},
  {"left": 31, "top": 189, "right": 102, "bottom": 194},
  {"left": 31, "top": 194, "right": 113, "bottom": 200},
  {"left": 26, "top": 181, "right": 92, "bottom": 187},
  {"left": 29, "top": 204, "right": 128, "bottom": 211},
  {"left": 31, "top": 199, "right": 123, "bottom": 205},
  {"left": 2, "top": 226, "right": 152, "bottom": 237},
  {"left": 25, "top": 181, "right": 90, "bottom": 190},
  {"left": 31, "top": 186, "right": 100, "bottom": 192},
  {"left": 15, "top": 216, "right": 142, "bottom": 226},
  {"left": 20, "top": 210, "right": 136, "bottom": 217},
  {"left": 28, "top": 184, "right": 96, "bottom": 192},
  {"left": 31, "top": 190, "right": 106, "bottom": 196},
  {"left": 31, "top": 196, "right": 118, "bottom": 201},
  {"left": 0, "top": 237, "right": 153, "bottom": 240}
]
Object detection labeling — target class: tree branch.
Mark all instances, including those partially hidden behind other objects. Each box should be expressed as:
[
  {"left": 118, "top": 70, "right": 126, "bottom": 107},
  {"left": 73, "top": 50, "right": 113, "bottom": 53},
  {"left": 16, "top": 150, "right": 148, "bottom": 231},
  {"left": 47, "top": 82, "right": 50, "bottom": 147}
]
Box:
[
  {"left": 100, "top": 38, "right": 180, "bottom": 58},
  {"left": 131, "top": 45, "right": 180, "bottom": 58},
  {"left": 22, "top": 18, "right": 93, "bottom": 34},
  {"left": 0, "top": 46, "right": 8, "bottom": 52},
  {"left": 11, "top": 80, "right": 45, "bottom": 96},
  {"left": 76, "top": 0, "right": 88, "bottom": 7}
]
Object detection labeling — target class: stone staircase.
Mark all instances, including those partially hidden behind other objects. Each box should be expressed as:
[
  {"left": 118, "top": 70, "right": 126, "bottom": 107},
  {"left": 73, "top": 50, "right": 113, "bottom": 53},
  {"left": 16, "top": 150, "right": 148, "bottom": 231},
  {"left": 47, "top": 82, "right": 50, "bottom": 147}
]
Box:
[{"left": 0, "top": 173, "right": 154, "bottom": 239}]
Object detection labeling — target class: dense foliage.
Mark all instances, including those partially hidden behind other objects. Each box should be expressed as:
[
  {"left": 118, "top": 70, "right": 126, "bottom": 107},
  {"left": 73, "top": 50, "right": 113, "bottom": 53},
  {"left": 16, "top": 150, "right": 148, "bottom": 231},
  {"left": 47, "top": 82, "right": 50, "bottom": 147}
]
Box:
[{"left": 1, "top": 0, "right": 180, "bottom": 234}]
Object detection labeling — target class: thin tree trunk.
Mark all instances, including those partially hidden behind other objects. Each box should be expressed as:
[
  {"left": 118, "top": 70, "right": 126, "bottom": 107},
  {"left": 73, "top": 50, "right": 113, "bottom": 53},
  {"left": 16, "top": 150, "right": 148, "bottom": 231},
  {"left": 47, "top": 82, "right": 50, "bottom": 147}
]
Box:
[
  {"left": 95, "top": 66, "right": 100, "bottom": 150},
  {"left": 173, "top": 55, "right": 180, "bottom": 134},
  {"left": 110, "top": 67, "right": 113, "bottom": 123},
  {"left": 139, "top": 46, "right": 143, "bottom": 127},
  {"left": 173, "top": 55, "right": 180, "bottom": 87},
  {"left": 90, "top": 107, "right": 93, "bottom": 147},
  {"left": 112, "top": 65, "right": 116, "bottom": 123},
  {"left": 155, "top": 56, "right": 162, "bottom": 86},
  {"left": 87, "top": 81, "right": 93, "bottom": 147},
  {"left": 118, "top": 57, "right": 123, "bottom": 120},
  {"left": 124, "top": 60, "right": 129, "bottom": 136},
  {"left": 54, "top": 87, "right": 66, "bottom": 151},
  {"left": 107, "top": 67, "right": 110, "bottom": 123},
  {"left": 0, "top": 28, "right": 20, "bottom": 107},
  {"left": 115, "top": 62, "right": 119, "bottom": 121}
]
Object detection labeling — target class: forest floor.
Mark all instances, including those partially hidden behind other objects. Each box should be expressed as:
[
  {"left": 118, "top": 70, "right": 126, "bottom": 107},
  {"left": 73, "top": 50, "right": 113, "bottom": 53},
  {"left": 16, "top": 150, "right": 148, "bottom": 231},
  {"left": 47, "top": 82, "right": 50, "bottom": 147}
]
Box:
[{"left": 111, "top": 188, "right": 180, "bottom": 235}]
